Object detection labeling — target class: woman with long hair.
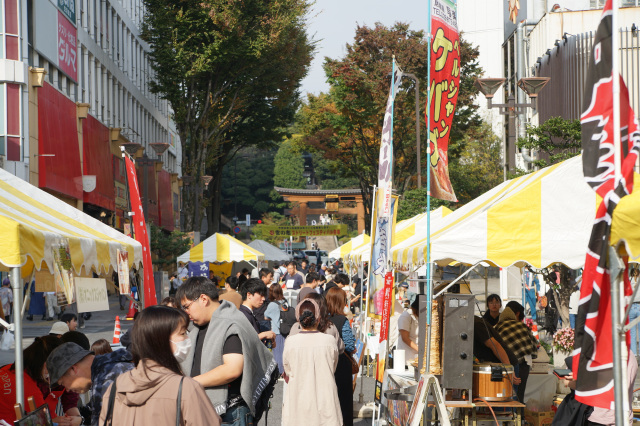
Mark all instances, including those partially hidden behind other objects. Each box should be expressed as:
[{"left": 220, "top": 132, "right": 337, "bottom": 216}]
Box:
[
  {"left": 282, "top": 299, "right": 342, "bottom": 425},
  {"left": 264, "top": 284, "right": 287, "bottom": 373},
  {"left": 99, "top": 306, "right": 220, "bottom": 425},
  {"left": 325, "top": 287, "right": 356, "bottom": 426},
  {"left": 0, "top": 335, "right": 82, "bottom": 425}
]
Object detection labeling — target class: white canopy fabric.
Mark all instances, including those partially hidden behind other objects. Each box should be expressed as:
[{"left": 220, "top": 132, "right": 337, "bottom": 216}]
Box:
[
  {"left": 177, "top": 233, "right": 264, "bottom": 263},
  {"left": 0, "top": 167, "right": 142, "bottom": 274},
  {"left": 248, "top": 239, "right": 291, "bottom": 262},
  {"left": 396, "top": 156, "right": 639, "bottom": 269},
  {"left": 329, "top": 233, "right": 370, "bottom": 260}
]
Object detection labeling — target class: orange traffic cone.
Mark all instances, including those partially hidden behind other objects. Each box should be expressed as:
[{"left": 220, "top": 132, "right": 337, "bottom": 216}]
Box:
[
  {"left": 112, "top": 316, "right": 121, "bottom": 344},
  {"left": 126, "top": 297, "right": 137, "bottom": 320},
  {"left": 532, "top": 323, "right": 539, "bottom": 341}
]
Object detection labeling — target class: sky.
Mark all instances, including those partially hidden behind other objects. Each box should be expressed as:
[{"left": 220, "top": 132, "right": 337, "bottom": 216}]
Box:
[{"left": 300, "top": 0, "right": 431, "bottom": 96}]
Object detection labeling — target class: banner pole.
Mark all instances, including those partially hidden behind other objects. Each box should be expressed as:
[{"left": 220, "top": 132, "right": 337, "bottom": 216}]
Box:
[{"left": 425, "top": 0, "right": 433, "bottom": 372}]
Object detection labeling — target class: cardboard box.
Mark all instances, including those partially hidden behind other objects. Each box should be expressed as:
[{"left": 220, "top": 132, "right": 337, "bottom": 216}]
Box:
[{"left": 524, "top": 409, "right": 554, "bottom": 426}]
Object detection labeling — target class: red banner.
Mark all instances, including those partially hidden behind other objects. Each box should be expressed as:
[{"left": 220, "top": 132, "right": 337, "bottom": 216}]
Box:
[
  {"left": 426, "top": 0, "right": 459, "bottom": 202},
  {"left": 379, "top": 272, "right": 395, "bottom": 343},
  {"left": 124, "top": 155, "right": 157, "bottom": 307}
]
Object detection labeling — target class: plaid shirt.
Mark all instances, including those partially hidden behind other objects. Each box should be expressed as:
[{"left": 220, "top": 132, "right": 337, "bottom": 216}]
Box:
[{"left": 495, "top": 320, "right": 537, "bottom": 364}]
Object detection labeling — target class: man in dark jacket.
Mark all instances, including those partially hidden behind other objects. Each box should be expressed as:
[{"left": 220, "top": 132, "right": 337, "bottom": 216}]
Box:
[{"left": 47, "top": 342, "right": 134, "bottom": 425}]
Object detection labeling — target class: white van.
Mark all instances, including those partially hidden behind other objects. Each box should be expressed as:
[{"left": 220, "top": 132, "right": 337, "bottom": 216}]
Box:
[{"left": 304, "top": 250, "right": 329, "bottom": 266}]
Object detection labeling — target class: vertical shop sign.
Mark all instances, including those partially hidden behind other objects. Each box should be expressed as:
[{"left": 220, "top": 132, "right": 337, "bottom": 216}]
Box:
[{"left": 58, "top": 11, "right": 77, "bottom": 82}]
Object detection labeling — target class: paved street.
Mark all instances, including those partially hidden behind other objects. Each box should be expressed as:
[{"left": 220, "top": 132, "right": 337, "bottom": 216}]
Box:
[{"left": 0, "top": 294, "right": 379, "bottom": 425}]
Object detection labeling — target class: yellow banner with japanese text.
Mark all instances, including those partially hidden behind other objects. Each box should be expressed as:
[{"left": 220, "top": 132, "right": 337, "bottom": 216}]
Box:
[{"left": 260, "top": 224, "right": 347, "bottom": 237}]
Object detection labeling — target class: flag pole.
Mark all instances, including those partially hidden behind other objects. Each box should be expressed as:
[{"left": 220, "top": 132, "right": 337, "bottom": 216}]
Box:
[
  {"left": 425, "top": 0, "right": 433, "bottom": 372},
  {"left": 610, "top": 0, "right": 628, "bottom": 422}
]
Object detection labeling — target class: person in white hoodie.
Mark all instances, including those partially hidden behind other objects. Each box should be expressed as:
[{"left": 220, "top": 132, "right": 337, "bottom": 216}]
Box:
[{"left": 99, "top": 306, "right": 220, "bottom": 426}]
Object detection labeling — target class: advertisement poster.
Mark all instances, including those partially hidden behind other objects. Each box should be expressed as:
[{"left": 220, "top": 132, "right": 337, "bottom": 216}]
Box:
[
  {"left": 187, "top": 261, "right": 210, "bottom": 278},
  {"left": 75, "top": 278, "right": 109, "bottom": 313},
  {"left": 427, "top": 0, "right": 459, "bottom": 202},
  {"left": 117, "top": 250, "right": 130, "bottom": 295},
  {"left": 368, "top": 189, "right": 398, "bottom": 316},
  {"left": 52, "top": 240, "right": 75, "bottom": 306}
]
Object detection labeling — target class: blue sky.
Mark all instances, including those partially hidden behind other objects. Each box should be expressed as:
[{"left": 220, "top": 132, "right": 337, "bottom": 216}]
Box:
[{"left": 300, "top": 0, "right": 430, "bottom": 96}]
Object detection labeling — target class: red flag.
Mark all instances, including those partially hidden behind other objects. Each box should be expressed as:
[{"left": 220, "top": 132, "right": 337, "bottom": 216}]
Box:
[
  {"left": 426, "top": 0, "right": 459, "bottom": 202},
  {"left": 574, "top": 0, "right": 640, "bottom": 409},
  {"left": 124, "top": 154, "right": 157, "bottom": 307}
]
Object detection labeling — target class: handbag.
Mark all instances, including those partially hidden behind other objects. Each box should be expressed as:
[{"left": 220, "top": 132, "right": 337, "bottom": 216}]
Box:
[
  {"left": 346, "top": 352, "right": 359, "bottom": 374},
  {"left": 105, "top": 376, "right": 185, "bottom": 426}
]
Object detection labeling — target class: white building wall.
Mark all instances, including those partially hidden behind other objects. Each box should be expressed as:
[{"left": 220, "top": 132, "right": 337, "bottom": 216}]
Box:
[{"left": 458, "top": 0, "right": 506, "bottom": 138}]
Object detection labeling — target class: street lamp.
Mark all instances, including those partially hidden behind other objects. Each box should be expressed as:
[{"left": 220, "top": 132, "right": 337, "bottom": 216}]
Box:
[{"left": 474, "top": 76, "right": 550, "bottom": 180}]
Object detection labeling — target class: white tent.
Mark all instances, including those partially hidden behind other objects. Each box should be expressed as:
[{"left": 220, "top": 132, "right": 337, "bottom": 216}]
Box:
[
  {"left": 248, "top": 239, "right": 291, "bottom": 262},
  {"left": 0, "top": 167, "right": 142, "bottom": 406},
  {"left": 177, "top": 233, "right": 264, "bottom": 263}
]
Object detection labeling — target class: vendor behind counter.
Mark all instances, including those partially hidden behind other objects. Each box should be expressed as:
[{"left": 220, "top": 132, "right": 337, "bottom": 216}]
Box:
[{"left": 473, "top": 316, "right": 519, "bottom": 366}]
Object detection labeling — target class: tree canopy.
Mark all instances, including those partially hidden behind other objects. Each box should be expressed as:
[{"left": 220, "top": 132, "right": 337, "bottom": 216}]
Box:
[
  {"left": 516, "top": 116, "right": 581, "bottom": 169},
  {"left": 143, "top": 0, "right": 314, "bottom": 232}
]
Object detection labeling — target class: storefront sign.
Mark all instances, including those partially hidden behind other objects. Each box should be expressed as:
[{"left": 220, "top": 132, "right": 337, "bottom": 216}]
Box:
[
  {"left": 75, "top": 278, "right": 109, "bottom": 313},
  {"left": 57, "top": 0, "right": 76, "bottom": 25},
  {"left": 57, "top": 11, "right": 77, "bottom": 81}
]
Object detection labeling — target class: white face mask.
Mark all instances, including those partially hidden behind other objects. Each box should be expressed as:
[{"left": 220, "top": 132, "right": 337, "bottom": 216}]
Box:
[
  {"left": 171, "top": 338, "right": 192, "bottom": 363},
  {"left": 343, "top": 306, "right": 350, "bottom": 315}
]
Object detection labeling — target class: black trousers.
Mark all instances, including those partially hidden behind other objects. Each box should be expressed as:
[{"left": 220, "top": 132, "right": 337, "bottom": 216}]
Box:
[{"left": 516, "top": 362, "right": 530, "bottom": 404}]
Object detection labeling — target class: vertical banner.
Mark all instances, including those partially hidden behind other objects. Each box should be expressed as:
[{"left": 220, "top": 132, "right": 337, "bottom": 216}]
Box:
[
  {"left": 116, "top": 250, "right": 130, "bottom": 295},
  {"left": 52, "top": 240, "right": 75, "bottom": 306},
  {"left": 374, "top": 272, "right": 395, "bottom": 403},
  {"left": 378, "top": 65, "right": 404, "bottom": 218},
  {"left": 124, "top": 154, "right": 157, "bottom": 307},
  {"left": 57, "top": 11, "right": 77, "bottom": 82},
  {"left": 427, "top": 0, "right": 459, "bottom": 202},
  {"left": 573, "top": 0, "right": 640, "bottom": 410},
  {"left": 368, "top": 190, "right": 398, "bottom": 316}
]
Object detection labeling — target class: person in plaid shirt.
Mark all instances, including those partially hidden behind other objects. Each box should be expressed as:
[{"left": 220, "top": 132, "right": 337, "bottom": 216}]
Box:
[{"left": 495, "top": 302, "right": 538, "bottom": 403}]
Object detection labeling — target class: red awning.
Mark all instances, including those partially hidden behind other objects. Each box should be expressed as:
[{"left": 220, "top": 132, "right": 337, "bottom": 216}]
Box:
[
  {"left": 82, "top": 115, "right": 115, "bottom": 211},
  {"left": 38, "top": 82, "right": 82, "bottom": 199}
]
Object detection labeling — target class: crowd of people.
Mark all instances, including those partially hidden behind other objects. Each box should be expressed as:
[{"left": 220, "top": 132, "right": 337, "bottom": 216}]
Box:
[{"left": 0, "top": 259, "right": 361, "bottom": 426}]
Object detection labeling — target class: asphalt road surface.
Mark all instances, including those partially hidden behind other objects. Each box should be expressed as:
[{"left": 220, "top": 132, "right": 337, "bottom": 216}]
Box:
[{"left": 0, "top": 294, "right": 378, "bottom": 425}]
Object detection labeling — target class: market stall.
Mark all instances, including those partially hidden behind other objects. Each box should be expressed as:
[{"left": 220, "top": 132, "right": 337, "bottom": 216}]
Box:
[
  {"left": 329, "top": 233, "right": 370, "bottom": 261},
  {"left": 177, "top": 232, "right": 264, "bottom": 263},
  {"left": 248, "top": 239, "right": 291, "bottom": 262},
  {"left": 0, "top": 167, "right": 143, "bottom": 406}
]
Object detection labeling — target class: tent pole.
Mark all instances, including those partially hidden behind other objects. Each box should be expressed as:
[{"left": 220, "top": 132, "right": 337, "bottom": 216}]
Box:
[
  {"left": 609, "top": 247, "right": 629, "bottom": 425},
  {"left": 10, "top": 267, "right": 23, "bottom": 406}
]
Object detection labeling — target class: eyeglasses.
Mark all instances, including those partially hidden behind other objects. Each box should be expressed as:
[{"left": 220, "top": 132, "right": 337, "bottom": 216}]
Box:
[{"left": 181, "top": 299, "right": 197, "bottom": 311}]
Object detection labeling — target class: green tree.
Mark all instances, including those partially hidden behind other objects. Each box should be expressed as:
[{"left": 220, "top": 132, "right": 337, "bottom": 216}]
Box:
[
  {"left": 516, "top": 117, "right": 582, "bottom": 169},
  {"left": 149, "top": 225, "right": 192, "bottom": 271},
  {"left": 296, "top": 23, "right": 484, "bottom": 226},
  {"left": 273, "top": 139, "right": 306, "bottom": 189},
  {"left": 143, "top": 0, "right": 313, "bottom": 232}
]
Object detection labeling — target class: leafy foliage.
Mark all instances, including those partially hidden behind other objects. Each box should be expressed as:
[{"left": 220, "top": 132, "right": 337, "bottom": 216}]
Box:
[
  {"left": 516, "top": 117, "right": 581, "bottom": 169},
  {"left": 273, "top": 139, "right": 307, "bottom": 189},
  {"left": 149, "top": 224, "right": 192, "bottom": 271},
  {"left": 142, "top": 0, "right": 313, "bottom": 232},
  {"left": 296, "top": 23, "right": 484, "bottom": 227}
]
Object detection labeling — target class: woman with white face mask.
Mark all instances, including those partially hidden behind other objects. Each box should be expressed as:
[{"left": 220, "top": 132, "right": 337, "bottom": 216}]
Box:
[{"left": 99, "top": 306, "right": 221, "bottom": 425}]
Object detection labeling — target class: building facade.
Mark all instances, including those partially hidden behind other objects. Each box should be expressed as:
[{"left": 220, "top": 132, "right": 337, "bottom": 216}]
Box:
[{"left": 0, "top": 0, "right": 180, "bottom": 232}]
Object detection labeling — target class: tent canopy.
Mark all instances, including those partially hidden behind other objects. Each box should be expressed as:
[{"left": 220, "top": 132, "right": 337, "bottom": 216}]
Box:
[
  {"left": 0, "top": 167, "right": 142, "bottom": 274},
  {"left": 248, "top": 239, "right": 291, "bottom": 262},
  {"left": 177, "top": 233, "right": 264, "bottom": 263},
  {"left": 329, "top": 233, "right": 370, "bottom": 260},
  {"left": 397, "top": 156, "right": 640, "bottom": 269}
]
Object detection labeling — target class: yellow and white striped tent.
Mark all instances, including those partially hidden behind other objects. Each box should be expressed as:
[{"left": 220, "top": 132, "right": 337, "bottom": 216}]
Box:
[
  {"left": 329, "top": 233, "right": 370, "bottom": 260},
  {"left": 0, "top": 167, "right": 142, "bottom": 275},
  {"left": 396, "top": 155, "right": 640, "bottom": 269},
  {"left": 177, "top": 233, "right": 264, "bottom": 263},
  {"left": 345, "top": 207, "right": 453, "bottom": 265}
]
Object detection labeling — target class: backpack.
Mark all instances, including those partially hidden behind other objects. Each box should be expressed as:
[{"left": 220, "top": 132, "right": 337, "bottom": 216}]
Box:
[{"left": 279, "top": 302, "right": 297, "bottom": 337}]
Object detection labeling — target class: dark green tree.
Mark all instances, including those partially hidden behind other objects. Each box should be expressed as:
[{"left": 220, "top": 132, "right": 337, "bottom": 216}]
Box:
[
  {"left": 516, "top": 116, "right": 582, "bottom": 169},
  {"left": 273, "top": 139, "right": 306, "bottom": 189},
  {"left": 149, "top": 225, "right": 192, "bottom": 271},
  {"left": 142, "top": 0, "right": 313, "bottom": 232}
]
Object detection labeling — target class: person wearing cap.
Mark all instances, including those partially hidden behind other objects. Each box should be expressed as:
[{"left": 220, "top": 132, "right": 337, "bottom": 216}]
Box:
[
  {"left": 49, "top": 321, "right": 70, "bottom": 337},
  {"left": 46, "top": 342, "right": 134, "bottom": 425}
]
